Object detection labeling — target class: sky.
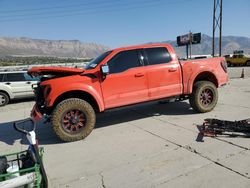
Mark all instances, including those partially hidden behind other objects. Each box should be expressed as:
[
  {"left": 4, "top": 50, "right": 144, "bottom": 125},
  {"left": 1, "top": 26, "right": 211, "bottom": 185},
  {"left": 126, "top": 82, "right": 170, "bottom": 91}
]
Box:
[{"left": 0, "top": 0, "right": 249, "bottom": 48}]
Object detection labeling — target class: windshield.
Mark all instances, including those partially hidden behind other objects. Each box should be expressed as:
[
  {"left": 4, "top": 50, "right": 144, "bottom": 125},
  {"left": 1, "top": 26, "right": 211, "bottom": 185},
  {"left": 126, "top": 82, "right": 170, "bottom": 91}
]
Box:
[{"left": 85, "top": 51, "right": 112, "bottom": 70}]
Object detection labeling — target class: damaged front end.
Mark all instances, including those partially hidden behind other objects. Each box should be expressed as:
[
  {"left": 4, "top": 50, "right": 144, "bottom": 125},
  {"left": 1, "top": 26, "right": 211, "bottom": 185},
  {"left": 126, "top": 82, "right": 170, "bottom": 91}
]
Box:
[
  {"left": 28, "top": 66, "right": 85, "bottom": 122},
  {"left": 30, "top": 83, "right": 51, "bottom": 122}
]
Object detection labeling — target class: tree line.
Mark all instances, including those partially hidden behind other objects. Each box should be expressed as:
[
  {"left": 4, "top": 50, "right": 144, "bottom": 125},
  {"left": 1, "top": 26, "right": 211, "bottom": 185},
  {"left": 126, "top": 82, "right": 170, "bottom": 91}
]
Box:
[{"left": 0, "top": 56, "right": 91, "bottom": 66}]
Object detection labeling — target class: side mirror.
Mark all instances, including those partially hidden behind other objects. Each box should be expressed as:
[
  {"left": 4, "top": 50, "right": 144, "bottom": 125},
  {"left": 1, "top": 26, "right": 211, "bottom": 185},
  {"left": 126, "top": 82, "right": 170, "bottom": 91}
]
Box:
[{"left": 101, "top": 65, "right": 109, "bottom": 75}]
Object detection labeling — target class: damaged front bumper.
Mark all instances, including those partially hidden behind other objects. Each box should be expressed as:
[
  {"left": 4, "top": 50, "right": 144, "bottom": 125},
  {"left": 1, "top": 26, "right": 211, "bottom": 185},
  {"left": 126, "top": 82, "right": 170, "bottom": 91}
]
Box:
[{"left": 31, "top": 104, "right": 43, "bottom": 122}]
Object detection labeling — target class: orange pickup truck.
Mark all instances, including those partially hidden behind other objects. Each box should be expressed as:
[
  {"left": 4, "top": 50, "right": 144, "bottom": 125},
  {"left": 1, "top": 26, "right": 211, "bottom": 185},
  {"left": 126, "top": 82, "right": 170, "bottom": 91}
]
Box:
[{"left": 28, "top": 43, "right": 228, "bottom": 142}]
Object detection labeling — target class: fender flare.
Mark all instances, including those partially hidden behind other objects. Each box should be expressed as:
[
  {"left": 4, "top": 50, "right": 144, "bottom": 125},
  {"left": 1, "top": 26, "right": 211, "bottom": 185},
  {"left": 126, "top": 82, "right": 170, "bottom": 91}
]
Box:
[{"left": 187, "top": 69, "right": 218, "bottom": 93}]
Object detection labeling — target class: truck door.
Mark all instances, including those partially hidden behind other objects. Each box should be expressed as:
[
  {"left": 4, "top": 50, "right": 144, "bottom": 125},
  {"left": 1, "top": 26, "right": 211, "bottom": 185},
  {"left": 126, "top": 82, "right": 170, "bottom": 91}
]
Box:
[
  {"left": 143, "top": 47, "right": 182, "bottom": 100},
  {"left": 232, "top": 55, "right": 240, "bottom": 64},
  {"left": 101, "top": 49, "right": 148, "bottom": 109},
  {"left": 237, "top": 55, "right": 244, "bottom": 65}
]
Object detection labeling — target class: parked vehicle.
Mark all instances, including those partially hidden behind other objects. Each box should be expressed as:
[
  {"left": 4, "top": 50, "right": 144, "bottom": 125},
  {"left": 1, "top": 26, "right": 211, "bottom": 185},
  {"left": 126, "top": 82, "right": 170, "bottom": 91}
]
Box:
[
  {"left": 225, "top": 54, "right": 250, "bottom": 67},
  {"left": 28, "top": 43, "right": 229, "bottom": 142},
  {"left": 0, "top": 71, "right": 39, "bottom": 106}
]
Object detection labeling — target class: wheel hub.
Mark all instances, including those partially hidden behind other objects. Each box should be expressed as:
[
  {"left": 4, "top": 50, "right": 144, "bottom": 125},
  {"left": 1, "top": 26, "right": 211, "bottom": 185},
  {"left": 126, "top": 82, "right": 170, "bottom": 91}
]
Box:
[
  {"left": 69, "top": 116, "right": 79, "bottom": 125},
  {"left": 200, "top": 89, "right": 213, "bottom": 106},
  {"left": 62, "top": 109, "right": 86, "bottom": 134}
]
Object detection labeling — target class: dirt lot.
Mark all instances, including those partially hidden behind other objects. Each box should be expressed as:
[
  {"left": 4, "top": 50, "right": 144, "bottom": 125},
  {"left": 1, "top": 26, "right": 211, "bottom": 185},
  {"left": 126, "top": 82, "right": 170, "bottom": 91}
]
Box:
[{"left": 0, "top": 67, "right": 250, "bottom": 188}]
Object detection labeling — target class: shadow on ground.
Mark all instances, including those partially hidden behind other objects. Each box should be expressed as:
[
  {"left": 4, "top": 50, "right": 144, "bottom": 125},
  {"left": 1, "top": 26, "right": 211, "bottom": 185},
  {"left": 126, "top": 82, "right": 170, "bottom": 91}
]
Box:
[
  {"left": 95, "top": 101, "right": 194, "bottom": 128},
  {"left": 0, "top": 101, "right": 194, "bottom": 146},
  {"left": 9, "top": 97, "right": 35, "bottom": 104}
]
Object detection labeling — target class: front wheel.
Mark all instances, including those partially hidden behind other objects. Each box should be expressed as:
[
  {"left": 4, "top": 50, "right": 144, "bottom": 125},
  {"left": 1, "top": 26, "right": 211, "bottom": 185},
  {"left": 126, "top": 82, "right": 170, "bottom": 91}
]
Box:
[
  {"left": 246, "top": 60, "right": 250, "bottom": 66},
  {"left": 189, "top": 81, "right": 218, "bottom": 113},
  {"left": 51, "top": 98, "right": 96, "bottom": 142}
]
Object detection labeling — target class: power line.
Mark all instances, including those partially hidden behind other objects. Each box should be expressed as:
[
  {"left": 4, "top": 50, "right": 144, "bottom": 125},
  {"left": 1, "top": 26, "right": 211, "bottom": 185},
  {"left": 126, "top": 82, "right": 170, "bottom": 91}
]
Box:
[
  {"left": 0, "top": 0, "right": 163, "bottom": 18},
  {"left": 0, "top": 0, "right": 195, "bottom": 22},
  {"left": 0, "top": 0, "right": 119, "bottom": 13}
]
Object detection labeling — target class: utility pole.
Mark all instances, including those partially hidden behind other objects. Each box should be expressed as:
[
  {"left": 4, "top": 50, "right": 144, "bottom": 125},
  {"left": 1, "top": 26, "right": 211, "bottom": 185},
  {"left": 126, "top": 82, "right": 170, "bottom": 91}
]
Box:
[
  {"left": 212, "top": 0, "right": 223, "bottom": 57},
  {"left": 189, "top": 31, "right": 192, "bottom": 59}
]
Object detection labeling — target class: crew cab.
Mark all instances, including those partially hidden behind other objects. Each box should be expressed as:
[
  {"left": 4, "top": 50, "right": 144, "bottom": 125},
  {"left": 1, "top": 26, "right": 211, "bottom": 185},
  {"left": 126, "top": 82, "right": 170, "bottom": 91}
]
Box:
[{"left": 28, "top": 43, "right": 229, "bottom": 142}]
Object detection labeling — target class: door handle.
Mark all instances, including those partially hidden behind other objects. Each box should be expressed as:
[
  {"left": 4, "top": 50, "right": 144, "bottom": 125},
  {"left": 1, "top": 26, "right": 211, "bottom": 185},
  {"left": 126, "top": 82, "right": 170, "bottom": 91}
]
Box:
[
  {"left": 168, "top": 68, "right": 177, "bottom": 72},
  {"left": 26, "top": 81, "right": 31, "bottom": 84},
  {"left": 135, "top": 73, "right": 144, "bottom": 77},
  {"left": 5, "top": 82, "right": 11, "bottom": 85}
]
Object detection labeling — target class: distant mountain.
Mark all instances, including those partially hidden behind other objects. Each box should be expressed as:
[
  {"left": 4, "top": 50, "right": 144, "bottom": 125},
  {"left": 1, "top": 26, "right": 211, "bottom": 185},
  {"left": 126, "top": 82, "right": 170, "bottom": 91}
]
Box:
[
  {"left": 0, "top": 37, "right": 109, "bottom": 58},
  {"left": 0, "top": 35, "right": 249, "bottom": 59},
  {"left": 162, "top": 34, "right": 250, "bottom": 58}
]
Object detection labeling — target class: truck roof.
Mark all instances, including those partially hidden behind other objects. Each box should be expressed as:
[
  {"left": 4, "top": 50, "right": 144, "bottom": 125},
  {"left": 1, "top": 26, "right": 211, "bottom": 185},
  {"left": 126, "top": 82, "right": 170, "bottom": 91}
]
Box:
[{"left": 111, "top": 43, "right": 173, "bottom": 51}]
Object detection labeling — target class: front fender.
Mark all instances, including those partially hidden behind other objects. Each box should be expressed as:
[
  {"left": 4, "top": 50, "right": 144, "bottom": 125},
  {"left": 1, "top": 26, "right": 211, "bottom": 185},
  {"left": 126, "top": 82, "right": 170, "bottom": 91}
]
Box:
[{"left": 47, "top": 83, "right": 105, "bottom": 112}]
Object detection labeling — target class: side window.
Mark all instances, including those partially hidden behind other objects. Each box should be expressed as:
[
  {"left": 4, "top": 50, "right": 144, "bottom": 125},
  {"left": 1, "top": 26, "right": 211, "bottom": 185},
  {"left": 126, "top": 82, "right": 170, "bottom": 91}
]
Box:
[
  {"left": 5, "top": 73, "right": 25, "bottom": 82},
  {"left": 144, "top": 47, "right": 172, "bottom": 65},
  {"left": 0, "top": 74, "right": 3, "bottom": 82},
  {"left": 107, "top": 50, "right": 141, "bottom": 74}
]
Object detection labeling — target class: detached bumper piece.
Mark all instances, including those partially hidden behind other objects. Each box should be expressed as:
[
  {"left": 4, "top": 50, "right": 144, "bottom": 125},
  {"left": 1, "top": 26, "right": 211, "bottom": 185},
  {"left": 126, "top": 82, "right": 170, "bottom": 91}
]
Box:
[
  {"left": 196, "top": 118, "right": 250, "bottom": 142},
  {"left": 31, "top": 105, "right": 43, "bottom": 122}
]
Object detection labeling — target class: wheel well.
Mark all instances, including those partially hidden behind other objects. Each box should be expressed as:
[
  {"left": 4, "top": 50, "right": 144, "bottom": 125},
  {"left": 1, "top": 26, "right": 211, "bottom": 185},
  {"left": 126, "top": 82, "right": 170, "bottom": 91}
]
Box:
[
  {"left": 193, "top": 72, "right": 218, "bottom": 88},
  {"left": 0, "top": 90, "right": 10, "bottom": 99},
  {"left": 53, "top": 90, "right": 100, "bottom": 112}
]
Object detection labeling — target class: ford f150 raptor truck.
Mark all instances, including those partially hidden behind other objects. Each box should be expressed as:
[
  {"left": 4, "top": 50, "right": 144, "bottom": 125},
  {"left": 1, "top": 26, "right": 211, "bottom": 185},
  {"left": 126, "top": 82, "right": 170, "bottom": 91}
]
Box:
[{"left": 28, "top": 43, "right": 229, "bottom": 142}]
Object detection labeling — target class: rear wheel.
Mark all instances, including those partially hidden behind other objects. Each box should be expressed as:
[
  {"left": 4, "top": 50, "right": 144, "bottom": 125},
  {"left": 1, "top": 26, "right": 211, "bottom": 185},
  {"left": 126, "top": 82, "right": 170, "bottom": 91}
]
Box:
[
  {"left": 189, "top": 81, "right": 218, "bottom": 113},
  {"left": 227, "top": 61, "right": 231, "bottom": 67},
  {"left": 51, "top": 98, "right": 96, "bottom": 142},
  {"left": 246, "top": 60, "right": 250, "bottom": 66},
  {"left": 0, "top": 92, "right": 9, "bottom": 106}
]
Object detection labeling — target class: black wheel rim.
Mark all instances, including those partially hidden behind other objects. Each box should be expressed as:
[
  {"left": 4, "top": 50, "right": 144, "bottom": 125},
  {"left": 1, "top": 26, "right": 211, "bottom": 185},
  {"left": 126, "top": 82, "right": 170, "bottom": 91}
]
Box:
[
  {"left": 0, "top": 94, "right": 6, "bottom": 105},
  {"left": 61, "top": 109, "right": 86, "bottom": 134},
  {"left": 200, "top": 88, "right": 214, "bottom": 107}
]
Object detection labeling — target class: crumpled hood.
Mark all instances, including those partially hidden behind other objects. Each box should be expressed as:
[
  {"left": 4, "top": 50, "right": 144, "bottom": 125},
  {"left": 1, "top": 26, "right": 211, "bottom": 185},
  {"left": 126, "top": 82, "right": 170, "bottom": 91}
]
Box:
[{"left": 28, "top": 66, "right": 85, "bottom": 77}]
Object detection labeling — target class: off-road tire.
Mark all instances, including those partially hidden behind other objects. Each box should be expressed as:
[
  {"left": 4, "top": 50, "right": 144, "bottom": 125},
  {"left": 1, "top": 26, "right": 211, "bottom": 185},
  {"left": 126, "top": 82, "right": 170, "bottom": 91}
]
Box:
[
  {"left": 0, "top": 92, "right": 9, "bottom": 107},
  {"left": 51, "top": 98, "right": 96, "bottom": 142},
  {"left": 227, "top": 61, "right": 231, "bottom": 67},
  {"left": 189, "top": 81, "right": 218, "bottom": 113},
  {"left": 246, "top": 60, "right": 250, "bottom": 66}
]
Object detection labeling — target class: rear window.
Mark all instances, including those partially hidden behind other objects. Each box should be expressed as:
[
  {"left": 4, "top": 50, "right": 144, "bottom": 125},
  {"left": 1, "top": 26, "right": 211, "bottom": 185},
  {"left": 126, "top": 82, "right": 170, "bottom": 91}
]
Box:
[
  {"left": 0, "top": 74, "right": 3, "bottom": 82},
  {"left": 144, "top": 47, "right": 172, "bottom": 65},
  {"left": 4, "top": 73, "right": 25, "bottom": 82}
]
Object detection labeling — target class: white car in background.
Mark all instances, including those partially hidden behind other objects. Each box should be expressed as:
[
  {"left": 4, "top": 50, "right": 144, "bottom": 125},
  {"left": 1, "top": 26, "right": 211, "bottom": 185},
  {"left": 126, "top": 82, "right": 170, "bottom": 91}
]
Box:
[{"left": 0, "top": 71, "right": 39, "bottom": 106}]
